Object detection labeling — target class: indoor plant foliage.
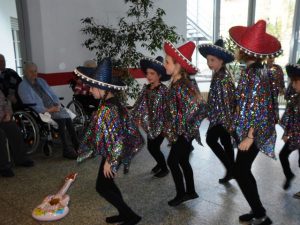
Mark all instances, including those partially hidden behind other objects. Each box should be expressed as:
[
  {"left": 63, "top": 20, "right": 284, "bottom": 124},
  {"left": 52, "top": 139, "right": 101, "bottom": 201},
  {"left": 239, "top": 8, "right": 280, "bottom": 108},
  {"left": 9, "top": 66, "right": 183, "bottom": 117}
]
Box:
[{"left": 81, "top": 0, "right": 182, "bottom": 100}]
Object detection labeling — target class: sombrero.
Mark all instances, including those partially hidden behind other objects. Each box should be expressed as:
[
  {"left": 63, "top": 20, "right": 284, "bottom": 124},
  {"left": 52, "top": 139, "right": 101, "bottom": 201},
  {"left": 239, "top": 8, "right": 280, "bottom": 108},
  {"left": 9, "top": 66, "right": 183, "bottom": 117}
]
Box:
[
  {"left": 286, "top": 58, "right": 300, "bottom": 79},
  {"left": 229, "top": 20, "right": 282, "bottom": 58},
  {"left": 74, "top": 58, "right": 127, "bottom": 91},
  {"left": 198, "top": 39, "right": 234, "bottom": 63},
  {"left": 164, "top": 40, "right": 198, "bottom": 75},
  {"left": 140, "top": 56, "right": 170, "bottom": 81}
]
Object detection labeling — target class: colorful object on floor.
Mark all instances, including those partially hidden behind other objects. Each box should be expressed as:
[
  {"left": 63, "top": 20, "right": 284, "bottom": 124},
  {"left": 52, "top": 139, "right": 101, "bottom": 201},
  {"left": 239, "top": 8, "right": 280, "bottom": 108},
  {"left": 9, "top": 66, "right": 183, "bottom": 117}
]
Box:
[{"left": 32, "top": 172, "right": 77, "bottom": 221}]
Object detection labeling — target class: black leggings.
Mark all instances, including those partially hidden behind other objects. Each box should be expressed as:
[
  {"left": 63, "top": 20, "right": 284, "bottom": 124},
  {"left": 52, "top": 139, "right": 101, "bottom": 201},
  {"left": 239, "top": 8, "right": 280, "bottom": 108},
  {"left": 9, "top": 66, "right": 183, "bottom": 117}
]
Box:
[
  {"left": 96, "top": 157, "right": 137, "bottom": 219},
  {"left": 0, "top": 122, "right": 27, "bottom": 170},
  {"left": 279, "top": 142, "right": 295, "bottom": 179},
  {"left": 147, "top": 134, "right": 167, "bottom": 170},
  {"left": 206, "top": 124, "right": 234, "bottom": 173},
  {"left": 233, "top": 144, "right": 266, "bottom": 218},
  {"left": 167, "top": 135, "right": 195, "bottom": 197}
]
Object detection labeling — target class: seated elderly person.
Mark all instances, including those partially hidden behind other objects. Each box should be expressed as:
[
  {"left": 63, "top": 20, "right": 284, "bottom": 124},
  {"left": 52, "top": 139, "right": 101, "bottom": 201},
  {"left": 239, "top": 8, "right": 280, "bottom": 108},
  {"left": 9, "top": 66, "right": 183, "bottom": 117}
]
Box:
[
  {"left": 0, "top": 54, "right": 22, "bottom": 111},
  {"left": 0, "top": 90, "right": 34, "bottom": 177},
  {"left": 18, "top": 62, "right": 79, "bottom": 159}
]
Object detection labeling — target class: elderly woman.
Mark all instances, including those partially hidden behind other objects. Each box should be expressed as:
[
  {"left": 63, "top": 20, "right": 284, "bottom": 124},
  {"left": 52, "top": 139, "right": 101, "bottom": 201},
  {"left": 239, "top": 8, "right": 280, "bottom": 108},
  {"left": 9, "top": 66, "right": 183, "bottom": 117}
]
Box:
[
  {"left": 0, "top": 90, "right": 34, "bottom": 177},
  {"left": 18, "top": 62, "right": 79, "bottom": 159}
]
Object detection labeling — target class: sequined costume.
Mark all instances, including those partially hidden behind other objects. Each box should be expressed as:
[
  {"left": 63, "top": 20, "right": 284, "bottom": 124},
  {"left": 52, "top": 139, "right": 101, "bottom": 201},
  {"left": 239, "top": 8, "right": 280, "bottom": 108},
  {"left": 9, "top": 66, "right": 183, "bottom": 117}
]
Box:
[
  {"left": 131, "top": 83, "right": 170, "bottom": 139},
  {"left": 207, "top": 68, "right": 236, "bottom": 132},
  {"left": 167, "top": 78, "right": 207, "bottom": 144},
  {"left": 267, "top": 64, "right": 285, "bottom": 122},
  {"left": 280, "top": 93, "right": 300, "bottom": 150},
  {"left": 235, "top": 63, "right": 276, "bottom": 158},
  {"left": 77, "top": 97, "right": 144, "bottom": 172}
]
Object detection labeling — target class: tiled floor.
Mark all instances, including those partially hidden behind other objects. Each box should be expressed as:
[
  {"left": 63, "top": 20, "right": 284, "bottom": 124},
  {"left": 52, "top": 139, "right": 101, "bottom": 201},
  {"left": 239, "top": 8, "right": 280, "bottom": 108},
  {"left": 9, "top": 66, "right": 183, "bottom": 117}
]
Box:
[{"left": 1, "top": 119, "right": 300, "bottom": 225}]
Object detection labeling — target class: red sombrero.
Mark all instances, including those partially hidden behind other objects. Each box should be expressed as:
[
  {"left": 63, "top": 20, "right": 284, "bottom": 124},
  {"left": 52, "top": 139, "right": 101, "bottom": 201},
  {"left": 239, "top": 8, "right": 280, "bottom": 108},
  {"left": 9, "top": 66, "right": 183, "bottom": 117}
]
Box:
[
  {"left": 164, "top": 40, "right": 198, "bottom": 75},
  {"left": 229, "top": 20, "right": 282, "bottom": 58}
]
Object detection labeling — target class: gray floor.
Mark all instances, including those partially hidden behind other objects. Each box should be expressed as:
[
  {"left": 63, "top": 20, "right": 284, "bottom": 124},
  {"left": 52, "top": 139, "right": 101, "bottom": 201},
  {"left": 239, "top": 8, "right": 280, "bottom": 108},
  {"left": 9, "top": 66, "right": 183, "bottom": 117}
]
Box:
[{"left": 1, "top": 119, "right": 300, "bottom": 225}]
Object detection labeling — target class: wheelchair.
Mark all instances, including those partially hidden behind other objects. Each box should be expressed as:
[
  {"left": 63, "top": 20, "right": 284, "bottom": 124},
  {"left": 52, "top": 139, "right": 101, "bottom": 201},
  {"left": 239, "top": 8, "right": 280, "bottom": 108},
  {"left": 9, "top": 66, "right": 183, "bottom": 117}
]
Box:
[
  {"left": 12, "top": 98, "right": 85, "bottom": 155},
  {"left": 12, "top": 104, "right": 57, "bottom": 155},
  {"left": 66, "top": 94, "right": 99, "bottom": 133}
]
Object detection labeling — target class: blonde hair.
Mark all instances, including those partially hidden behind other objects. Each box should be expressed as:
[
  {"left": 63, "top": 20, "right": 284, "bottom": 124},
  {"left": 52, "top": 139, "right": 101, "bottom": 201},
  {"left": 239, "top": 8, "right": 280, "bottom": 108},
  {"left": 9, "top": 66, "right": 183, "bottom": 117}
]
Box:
[{"left": 83, "top": 59, "right": 97, "bottom": 68}]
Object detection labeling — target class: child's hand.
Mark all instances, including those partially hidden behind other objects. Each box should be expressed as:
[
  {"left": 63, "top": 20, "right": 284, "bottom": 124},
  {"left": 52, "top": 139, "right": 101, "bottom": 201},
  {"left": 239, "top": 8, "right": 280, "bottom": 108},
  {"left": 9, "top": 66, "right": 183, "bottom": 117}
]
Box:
[
  {"left": 104, "top": 160, "right": 115, "bottom": 178},
  {"left": 238, "top": 137, "right": 254, "bottom": 151}
]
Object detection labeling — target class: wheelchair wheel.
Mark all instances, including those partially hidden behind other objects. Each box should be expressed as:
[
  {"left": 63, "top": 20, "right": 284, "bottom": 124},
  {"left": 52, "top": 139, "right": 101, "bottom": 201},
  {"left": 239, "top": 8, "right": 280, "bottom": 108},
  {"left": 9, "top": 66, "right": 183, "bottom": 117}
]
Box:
[
  {"left": 66, "top": 100, "right": 87, "bottom": 134},
  {"left": 13, "top": 111, "right": 40, "bottom": 154}
]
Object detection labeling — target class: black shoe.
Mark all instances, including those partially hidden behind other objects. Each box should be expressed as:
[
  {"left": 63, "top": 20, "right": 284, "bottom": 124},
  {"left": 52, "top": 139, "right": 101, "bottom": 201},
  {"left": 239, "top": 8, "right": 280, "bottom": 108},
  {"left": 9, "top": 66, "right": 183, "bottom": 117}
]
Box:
[
  {"left": 63, "top": 150, "right": 78, "bottom": 159},
  {"left": 239, "top": 212, "right": 255, "bottom": 222},
  {"left": 17, "top": 159, "right": 34, "bottom": 167},
  {"left": 154, "top": 169, "right": 169, "bottom": 178},
  {"left": 183, "top": 192, "right": 199, "bottom": 202},
  {"left": 151, "top": 164, "right": 160, "bottom": 174},
  {"left": 124, "top": 166, "right": 129, "bottom": 174},
  {"left": 0, "top": 168, "right": 15, "bottom": 177},
  {"left": 283, "top": 174, "right": 295, "bottom": 190},
  {"left": 120, "top": 215, "right": 141, "bottom": 225},
  {"left": 250, "top": 216, "right": 272, "bottom": 225},
  {"left": 106, "top": 215, "right": 126, "bottom": 223},
  {"left": 219, "top": 173, "right": 233, "bottom": 184},
  {"left": 168, "top": 195, "right": 186, "bottom": 207}
]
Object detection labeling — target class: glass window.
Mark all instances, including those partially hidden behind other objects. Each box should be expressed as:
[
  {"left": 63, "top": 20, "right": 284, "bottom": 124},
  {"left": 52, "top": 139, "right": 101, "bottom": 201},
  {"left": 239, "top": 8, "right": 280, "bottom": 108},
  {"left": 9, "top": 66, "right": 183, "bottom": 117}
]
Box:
[
  {"left": 255, "top": 0, "right": 296, "bottom": 67},
  {"left": 187, "top": 0, "right": 213, "bottom": 74},
  {"left": 219, "top": 0, "right": 249, "bottom": 39}
]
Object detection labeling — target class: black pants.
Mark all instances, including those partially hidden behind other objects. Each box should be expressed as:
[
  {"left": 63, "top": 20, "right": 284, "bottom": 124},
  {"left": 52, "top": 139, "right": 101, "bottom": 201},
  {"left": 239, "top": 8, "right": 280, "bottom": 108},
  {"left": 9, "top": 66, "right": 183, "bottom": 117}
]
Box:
[
  {"left": 147, "top": 134, "right": 167, "bottom": 170},
  {"left": 54, "top": 118, "right": 79, "bottom": 153},
  {"left": 96, "top": 157, "right": 138, "bottom": 219},
  {"left": 0, "top": 122, "right": 27, "bottom": 170},
  {"left": 206, "top": 124, "right": 234, "bottom": 174},
  {"left": 167, "top": 135, "right": 195, "bottom": 197},
  {"left": 279, "top": 142, "right": 295, "bottom": 179},
  {"left": 233, "top": 144, "right": 266, "bottom": 218}
]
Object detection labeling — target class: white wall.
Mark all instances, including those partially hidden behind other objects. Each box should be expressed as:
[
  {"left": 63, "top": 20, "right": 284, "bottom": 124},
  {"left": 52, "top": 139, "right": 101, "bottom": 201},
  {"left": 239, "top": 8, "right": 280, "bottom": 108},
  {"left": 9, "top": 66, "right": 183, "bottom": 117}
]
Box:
[
  {"left": 22, "top": 0, "right": 186, "bottom": 105},
  {"left": 24, "top": 0, "right": 187, "bottom": 73},
  {"left": 0, "top": 0, "right": 18, "bottom": 69}
]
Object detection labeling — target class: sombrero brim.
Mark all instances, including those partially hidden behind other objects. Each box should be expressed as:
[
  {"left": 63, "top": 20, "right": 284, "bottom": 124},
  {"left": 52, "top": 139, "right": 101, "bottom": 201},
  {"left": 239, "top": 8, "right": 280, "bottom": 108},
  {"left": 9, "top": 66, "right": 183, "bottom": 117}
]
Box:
[
  {"left": 74, "top": 67, "right": 127, "bottom": 91},
  {"left": 229, "top": 26, "right": 282, "bottom": 58},
  {"left": 198, "top": 44, "right": 234, "bottom": 64},
  {"left": 140, "top": 58, "right": 170, "bottom": 82},
  {"left": 164, "top": 41, "right": 198, "bottom": 75},
  {"left": 286, "top": 63, "right": 300, "bottom": 78}
]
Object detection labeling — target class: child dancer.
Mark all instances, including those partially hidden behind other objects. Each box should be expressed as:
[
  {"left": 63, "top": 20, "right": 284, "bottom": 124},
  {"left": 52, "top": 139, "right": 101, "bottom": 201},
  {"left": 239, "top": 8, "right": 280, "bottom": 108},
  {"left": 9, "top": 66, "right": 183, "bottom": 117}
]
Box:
[
  {"left": 279, "top": 59, "right": 300, "bottom": 190},
  {"left": 131, "top": 56, "right": 170, "bottom": 178},
  {"left": 198, "top": 39, "right": 236, "bottom": 184},
  {"left": 229, "top": 20, "right": 282, "bottom": 225},
  {"left": 163, "top": 40, "right": 207, "bottom": 206},
  {"left": 75, "top": 58, "right": 144, "bottom": 225}
]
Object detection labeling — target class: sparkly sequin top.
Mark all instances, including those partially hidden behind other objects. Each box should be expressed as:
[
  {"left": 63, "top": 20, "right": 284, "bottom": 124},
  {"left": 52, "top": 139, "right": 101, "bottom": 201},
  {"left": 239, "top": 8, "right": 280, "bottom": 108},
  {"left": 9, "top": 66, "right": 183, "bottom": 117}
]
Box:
[
  {"left": 207, "top": 67, "right": 236, "bottom": 132},
  {"left": 167, "top": 78, "right": 207, "bottom": 144},
  {"left": 280, "top": 93, "right": 300, "bottom": 150},
  {"left": 131, "top": 83, "right": 170, "bottom": 139},
  {"left": 77, "top": 97, "right": 144, "bottom": 172},
  {"left": 267, "top": 64, "right": 285, "bottom": 122},
  {"left": 235, "top": 62, "right": 276, "bottom": 158}
]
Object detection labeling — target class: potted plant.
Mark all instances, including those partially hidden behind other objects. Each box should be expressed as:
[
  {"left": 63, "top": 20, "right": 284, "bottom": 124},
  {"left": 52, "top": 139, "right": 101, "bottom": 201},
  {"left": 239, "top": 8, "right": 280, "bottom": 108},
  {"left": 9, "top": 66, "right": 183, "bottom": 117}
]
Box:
[{"left": 80, "top": 0, "right": 183, "bottom": 101}]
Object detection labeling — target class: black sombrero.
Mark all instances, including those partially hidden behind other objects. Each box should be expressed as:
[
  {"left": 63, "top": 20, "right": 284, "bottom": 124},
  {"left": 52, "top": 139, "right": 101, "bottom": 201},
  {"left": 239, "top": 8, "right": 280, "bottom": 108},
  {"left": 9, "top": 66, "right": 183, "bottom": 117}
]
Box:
[
  {"left": 140, "top": 56, "right": 170, "bottom": 81},
  {"left": 286, "top": 58, "right": 300, "bottom": 79},
  {"left": 74, "top": 58, "right": 127, "bottom": 91},
  {"left": 198, "top": 39, "right": 234, "bottom": 64}
]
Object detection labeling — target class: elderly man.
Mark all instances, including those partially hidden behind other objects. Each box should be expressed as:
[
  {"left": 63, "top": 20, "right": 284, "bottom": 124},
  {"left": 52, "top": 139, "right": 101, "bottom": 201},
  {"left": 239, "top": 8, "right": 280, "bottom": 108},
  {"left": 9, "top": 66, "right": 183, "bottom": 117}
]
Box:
[
  {"left": 18, "top": 62, "right": 79, "bottom": 159},
  {"left": 0, "top": 54, "right": 22, "bottom": 110},
  {"left": 0, "top": 90, "right": 34, "bottom": 177}
]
